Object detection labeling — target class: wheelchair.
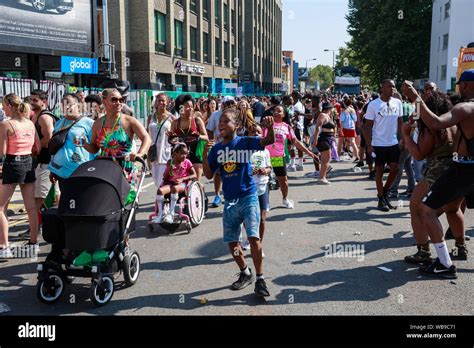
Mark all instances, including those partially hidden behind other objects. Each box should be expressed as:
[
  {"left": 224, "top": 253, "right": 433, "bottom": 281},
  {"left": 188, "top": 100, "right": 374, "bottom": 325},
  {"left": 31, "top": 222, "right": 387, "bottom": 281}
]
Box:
[{"left": 148, "top": 180, "right": 207, "bottom": 234}]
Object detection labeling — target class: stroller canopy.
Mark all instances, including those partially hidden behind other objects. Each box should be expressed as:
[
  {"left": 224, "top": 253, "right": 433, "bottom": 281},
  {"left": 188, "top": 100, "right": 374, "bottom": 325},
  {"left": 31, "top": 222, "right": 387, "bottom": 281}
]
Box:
[{"left": 58, "top": 159, "right": 131, "bottom": 216}]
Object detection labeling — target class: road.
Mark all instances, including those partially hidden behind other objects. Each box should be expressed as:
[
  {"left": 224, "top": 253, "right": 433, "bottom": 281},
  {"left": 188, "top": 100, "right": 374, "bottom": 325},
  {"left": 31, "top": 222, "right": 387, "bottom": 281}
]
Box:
[{"left": 1, "top": 158, "right": 473, "bottom": 316}]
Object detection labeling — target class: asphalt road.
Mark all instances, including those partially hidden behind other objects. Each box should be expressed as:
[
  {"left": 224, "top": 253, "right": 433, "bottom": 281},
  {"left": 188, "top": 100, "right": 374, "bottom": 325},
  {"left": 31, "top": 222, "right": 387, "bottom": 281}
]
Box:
[{"left": 1, "top": 159, "right": 473, "bottom": 316}]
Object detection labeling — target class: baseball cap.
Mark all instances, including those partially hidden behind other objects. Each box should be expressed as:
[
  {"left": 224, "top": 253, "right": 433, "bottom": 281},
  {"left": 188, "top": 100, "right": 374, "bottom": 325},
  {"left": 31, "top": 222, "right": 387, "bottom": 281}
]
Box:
[
  {"left": 222, "top": 96, "right": 235, "bottom": 104},
  {"left": 456, "top": 69, "right": 474, "bottom": 84}
]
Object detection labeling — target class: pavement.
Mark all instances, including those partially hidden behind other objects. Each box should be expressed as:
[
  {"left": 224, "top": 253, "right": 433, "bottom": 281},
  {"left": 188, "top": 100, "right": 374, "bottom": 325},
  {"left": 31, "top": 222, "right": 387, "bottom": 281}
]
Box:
[{"left": 1, "top": 158, "right": 473, "bottom": 316}]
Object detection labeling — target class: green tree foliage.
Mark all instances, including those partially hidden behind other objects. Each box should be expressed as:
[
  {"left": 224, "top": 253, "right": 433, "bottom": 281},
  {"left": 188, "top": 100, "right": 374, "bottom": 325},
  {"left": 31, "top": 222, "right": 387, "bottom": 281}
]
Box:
[
  {"left": 345, "top": 0, "right": 433, "bottom": 88},
  {"left": 308, "top": 65, "right": 334, "bottom": 90}
]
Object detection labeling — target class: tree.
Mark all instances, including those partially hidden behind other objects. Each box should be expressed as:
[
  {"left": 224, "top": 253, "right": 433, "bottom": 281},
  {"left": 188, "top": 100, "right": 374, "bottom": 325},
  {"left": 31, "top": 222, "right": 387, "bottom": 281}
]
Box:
[
  {"left": 345, "top": 0, "right": 433, "bottom": 88},
  {"left": 308, "top": 65, "right": 334, "bottom": 90}
]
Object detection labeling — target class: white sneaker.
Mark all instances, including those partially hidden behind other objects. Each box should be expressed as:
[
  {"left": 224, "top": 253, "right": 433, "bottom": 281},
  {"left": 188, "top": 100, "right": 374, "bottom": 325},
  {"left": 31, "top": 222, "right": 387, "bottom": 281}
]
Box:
[
  {"left": 241, "top": 239, "right": 251, "bottom": 251},
  {"left": 262, "top": 250, "right": 265, "bottom": 259},
  {"left": 283, "top": 198, "right": 294, "bottom": 209},
  {"left": 287, "top": 165, "right": 297, "bottom": 172},
  {"left": 152, "top": 215, "right": 164, "bottom": 224},
  {"left": 0, "top": 247, "right": 13, "bottom": 258},
  {"left": 163, "top": 214, "right": 174, "bottom": 224},
  {"left": 318, "top": 178, "right": 331, "bottom": 185},
  {"left": 296, "top": 164, "right": 304, "bottom": 171}
]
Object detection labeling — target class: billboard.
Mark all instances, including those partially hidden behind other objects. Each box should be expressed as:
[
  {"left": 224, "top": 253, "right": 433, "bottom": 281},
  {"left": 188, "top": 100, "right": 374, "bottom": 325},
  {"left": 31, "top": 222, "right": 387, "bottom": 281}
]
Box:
[
  {"left": 0, "top": 0, "right": 93, "bottom": 56},
  {"left": 61, "top": 56, "right": 98, "bottom": 74}
]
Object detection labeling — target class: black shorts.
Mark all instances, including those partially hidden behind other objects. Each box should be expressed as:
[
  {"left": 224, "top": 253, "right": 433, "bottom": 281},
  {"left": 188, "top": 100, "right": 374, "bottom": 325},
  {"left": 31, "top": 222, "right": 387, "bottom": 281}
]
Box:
[
  {"left": 317, "top": 133, "right": 334, "bottom": 152},
  {"left": 273, "top": 165, "right": 287, "bottom": 177},
  {"left": 294, "top": 128, "right": 303, "bottom": 142},
  {"left": 2, "top": 155, "right": 35, "bottom": 185},
  {"left": 423, "top": 162, "right": 474, "bottom": 210},
  {"left": 373, "top": 145, "right": 401, "bottom": 166}
]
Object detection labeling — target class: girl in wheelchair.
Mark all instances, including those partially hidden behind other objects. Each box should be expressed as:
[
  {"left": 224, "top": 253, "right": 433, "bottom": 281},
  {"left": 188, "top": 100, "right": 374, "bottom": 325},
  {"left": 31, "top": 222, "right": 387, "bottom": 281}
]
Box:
[{"left": 155, "top": 143, "right": 196, "bottom": 224}]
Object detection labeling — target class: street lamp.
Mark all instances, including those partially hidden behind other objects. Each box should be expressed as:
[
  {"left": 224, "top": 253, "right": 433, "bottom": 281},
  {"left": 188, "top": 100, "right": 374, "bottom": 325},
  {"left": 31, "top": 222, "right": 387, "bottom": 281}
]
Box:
[
  {"left": 305, "top": 58, "right": 317, "bottom": 70},
  {"left": 324, "top": 49, "right": 337, "bottom": 82}
]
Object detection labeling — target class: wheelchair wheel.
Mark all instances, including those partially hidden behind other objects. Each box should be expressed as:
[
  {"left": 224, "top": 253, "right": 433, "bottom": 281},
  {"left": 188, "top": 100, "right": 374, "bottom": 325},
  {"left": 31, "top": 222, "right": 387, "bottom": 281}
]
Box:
[
  {"left": 185, "top": 181, "right": 205, "bottom": 227},
  {"left": 90, "top": 275, "right": 114, "bottom": 307},
  {"left": 36, "top": 272, "right": 65, "bottom": 304},
  {"left": 123, "top": 251, "right": 140, "bottom": 286}
]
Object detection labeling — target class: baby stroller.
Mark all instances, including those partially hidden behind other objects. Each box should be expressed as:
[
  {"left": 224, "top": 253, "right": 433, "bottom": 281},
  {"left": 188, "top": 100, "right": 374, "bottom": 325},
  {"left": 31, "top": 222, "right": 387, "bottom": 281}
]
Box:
[
  {"left": 36, "top": 157, "right": 147, "bottom": 307},
  {"left": 148, "top": 180, "right": 207, "bottom": 234}
]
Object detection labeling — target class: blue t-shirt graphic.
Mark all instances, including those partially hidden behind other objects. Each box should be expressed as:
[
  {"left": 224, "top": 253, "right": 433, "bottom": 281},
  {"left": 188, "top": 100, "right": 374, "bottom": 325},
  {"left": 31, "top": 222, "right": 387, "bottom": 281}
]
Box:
[{"left": 207, "top": 136, "right": 264, "bottom": 200}]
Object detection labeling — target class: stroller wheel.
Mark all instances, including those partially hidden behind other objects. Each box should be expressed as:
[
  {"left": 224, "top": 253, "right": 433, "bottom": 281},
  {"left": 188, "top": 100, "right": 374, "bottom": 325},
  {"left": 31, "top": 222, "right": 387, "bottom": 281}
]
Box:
[
  {"left": 36, "top": 272, "right": 65, "bottom": 304},
  {"left": 90, "top": 275, "right": 114, "bottom": 307},
  {"left": 123, "top": 251, "right": 141, "bottom": 286}
]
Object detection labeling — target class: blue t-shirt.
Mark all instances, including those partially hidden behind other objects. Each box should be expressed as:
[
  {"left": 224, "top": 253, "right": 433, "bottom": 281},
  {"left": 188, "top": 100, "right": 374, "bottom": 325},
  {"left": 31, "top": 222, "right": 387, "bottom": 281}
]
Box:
[
  {"left": 207, "top": 136, "right": 264, "bottom": 200},
  {"left": 340, "top": 110, "right": 357, "bottom": 130},
  {"left": 48, "top": 117, "right": 96, "bottom": 179}
]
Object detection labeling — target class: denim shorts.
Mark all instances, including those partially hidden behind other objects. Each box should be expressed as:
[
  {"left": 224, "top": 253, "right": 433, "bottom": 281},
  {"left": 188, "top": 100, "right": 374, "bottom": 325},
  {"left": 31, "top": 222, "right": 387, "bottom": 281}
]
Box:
[
  {"left": 2, "top": 155, "right": 35, "bottom": 185},
  {"left": 223, "top": 193, "right": 260, "bottom": 244},
  {"left": 258, "top": 185, "right": 270, "bottom": 212}
]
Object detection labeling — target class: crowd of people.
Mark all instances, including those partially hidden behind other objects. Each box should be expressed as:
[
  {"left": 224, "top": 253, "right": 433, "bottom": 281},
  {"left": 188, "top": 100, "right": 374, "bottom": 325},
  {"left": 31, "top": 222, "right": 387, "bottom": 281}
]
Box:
[{"left": 0, "top": 69, "right": 473, "bottom": 297}]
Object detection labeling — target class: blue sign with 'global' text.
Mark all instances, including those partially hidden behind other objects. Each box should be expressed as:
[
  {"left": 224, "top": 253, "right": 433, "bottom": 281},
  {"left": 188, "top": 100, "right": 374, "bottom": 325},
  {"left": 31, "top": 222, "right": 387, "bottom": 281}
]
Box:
[{"left": 61, "top": 56, "right": 98, "bottom": 75}]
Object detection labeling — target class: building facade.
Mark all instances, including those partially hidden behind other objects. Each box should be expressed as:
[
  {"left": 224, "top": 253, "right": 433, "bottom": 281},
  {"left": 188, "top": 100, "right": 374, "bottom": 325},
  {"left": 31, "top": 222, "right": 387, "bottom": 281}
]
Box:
[
  {"left": 282, "top": 50, "right": 294, "bottom": 94},
  {"left": 108, "top": 0, "right": 282, "bottom": 94},
  {"left": 429, "top": 0, "right": 474, "bottom": 92}
]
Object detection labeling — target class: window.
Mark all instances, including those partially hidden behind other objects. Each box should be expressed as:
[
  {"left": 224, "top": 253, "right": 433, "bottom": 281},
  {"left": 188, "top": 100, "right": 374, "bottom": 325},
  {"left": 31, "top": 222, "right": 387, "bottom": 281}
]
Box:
[
  {"left": 441, "top": 65, "right": 447, "bottom": 81},
  {"left": 231, "top": 9, "right": 236, "bottom": 34},
  {"left": 190, "top": 27, "right": 198, "bottom": 61},
  {"left": 437, "top": 36, "right": 440, "bottom": 52},
  {"left": 443, "top": 33, "right": 449, "bottom": 50},
  {"left": 224, "top": 41, "right": 229, "bottom": 66},
  {"left": 215, "top": 1, "right": 220, "bottom": 26},
  {"left": 203, "top": 32, "right": 210, "bottom": 63},
  {"left": 175, "top": 0, "right": 184, "bottom": 6},
  {"left": 215, "top": 38, "right": 221, "bottom": 65},
  {"left": 203, "top": 0, "right": 209, "bottom": 19},
  {"left": 190, "top": 0, "right": 197, "bottom": 13},
  {"left": 174, "top": 20, "right": 183, "bottom": 57},
  {"left": 154, "top": 11, "right": 166, "bottom": 53},
  {"left": 224, "top": 3, "right": 229, "bottom": 31},
  {"left": 232, "top": 44, "right": 236, "bottom": 67},
  {"left": 445, "top": 1, "right": 450, "bottom": 19}
]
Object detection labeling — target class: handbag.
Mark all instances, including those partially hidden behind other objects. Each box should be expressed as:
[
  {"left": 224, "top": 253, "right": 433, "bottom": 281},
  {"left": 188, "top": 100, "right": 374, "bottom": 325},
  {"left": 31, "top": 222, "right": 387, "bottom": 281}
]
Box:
[
  {"left": 147, "top": 114, "right": 171, "bottom": 163},
  {"left": 48, "top": 117, "right": 83, "bottom": 156}
]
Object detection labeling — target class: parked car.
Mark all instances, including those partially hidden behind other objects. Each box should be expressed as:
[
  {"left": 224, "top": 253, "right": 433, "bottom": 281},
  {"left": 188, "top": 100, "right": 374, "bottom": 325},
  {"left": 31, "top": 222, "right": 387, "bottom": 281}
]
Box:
[{"left": 31, "top": 0, "right": 73, "bottom": 14}]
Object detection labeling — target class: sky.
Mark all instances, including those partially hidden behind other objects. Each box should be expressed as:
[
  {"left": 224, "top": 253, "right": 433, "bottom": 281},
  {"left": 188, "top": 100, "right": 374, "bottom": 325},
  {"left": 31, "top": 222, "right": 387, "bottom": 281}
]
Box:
[{"left": 282, "top": 0, "right": 351, "bottom": 68}]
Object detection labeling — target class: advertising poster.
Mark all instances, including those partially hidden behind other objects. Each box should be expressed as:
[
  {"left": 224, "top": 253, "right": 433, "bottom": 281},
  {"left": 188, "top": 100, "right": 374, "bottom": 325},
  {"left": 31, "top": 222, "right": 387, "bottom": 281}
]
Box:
[{"left": 0, "top": 0, "right": 93, "bottom": 55}]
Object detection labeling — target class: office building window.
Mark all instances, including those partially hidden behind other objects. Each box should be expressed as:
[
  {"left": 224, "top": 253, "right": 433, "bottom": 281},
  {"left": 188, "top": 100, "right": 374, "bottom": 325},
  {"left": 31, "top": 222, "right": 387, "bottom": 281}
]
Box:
[
  {"left": 190, "top": 27, "right": 198, "bottom": 61},
  {"left": 232, "top": 44, "right": 236, "bottom": 66},
  {"left": 175, "top": 20, "right": 183, "bottom": 57},
  {"left": 175, "top": 0, "right": 184, "bottom": 6},
  {"left": 224, "top": 41, "right": 229, "bottom": 66},
  {"left": 215, "top": 38, "right": 221, "bottom": 65},
  {"left": 203, "top": 0, "right": 209, "bottom": 19},
  {"left": 443, "top": 33, "right": 449, "bottom": 50},
  {"left": 203, "top": 32, "right": 210, "bottom": 63},
  {"left": 441, "top": 65, "right": 447, "bottom": 81},
  {"left": 445, "top": 1, "right": 450, "bottom": 19},
  {"left": 190, "top": 0, "right": 197, "bottom": 13},
  {"left": 215, "top": 1, "right": 220, "bottom": 26},
  {"left": 231, "top": 9, "right": 236, "bottom": 34},
  {"left": 224, "top": 3, "right": 229, "bottom": 31},
  {"left": 154, "top": 11, "right": 166, "bottom": 53}
]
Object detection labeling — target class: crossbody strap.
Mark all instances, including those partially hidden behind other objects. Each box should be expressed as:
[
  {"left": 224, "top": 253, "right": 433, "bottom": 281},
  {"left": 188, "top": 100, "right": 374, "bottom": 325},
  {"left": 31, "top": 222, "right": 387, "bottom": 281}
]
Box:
[{"left": 153, "top": 115, "right": 171, "bottom": 144}]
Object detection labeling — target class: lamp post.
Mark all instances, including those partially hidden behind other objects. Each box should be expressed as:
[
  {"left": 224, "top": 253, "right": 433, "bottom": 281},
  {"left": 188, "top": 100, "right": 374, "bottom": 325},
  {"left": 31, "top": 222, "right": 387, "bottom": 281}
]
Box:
[
  {"left": 324, "top": 49, "right": 337, "bottom": 83},
  {"left": 305, "top": 58, "right": 317, "bottom": 70}
]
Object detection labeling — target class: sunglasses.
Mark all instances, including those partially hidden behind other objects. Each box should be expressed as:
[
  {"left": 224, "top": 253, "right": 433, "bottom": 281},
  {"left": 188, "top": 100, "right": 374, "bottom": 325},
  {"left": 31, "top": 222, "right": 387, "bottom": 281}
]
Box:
[{"left": 111, "top": 97, "right": 124, "bottom": 104}]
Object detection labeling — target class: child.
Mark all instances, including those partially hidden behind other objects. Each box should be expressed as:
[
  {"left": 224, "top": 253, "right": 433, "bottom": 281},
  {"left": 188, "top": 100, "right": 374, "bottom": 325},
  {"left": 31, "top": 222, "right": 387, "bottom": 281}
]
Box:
[
  {"left": 203, "top": 108, "right": 275, "bottom": 297},
  {"left": 155, "top": 143, "right": 196, "bottom": 224},
  {"left": 242, "top": 124, "right": 272, "bottom": 258}
]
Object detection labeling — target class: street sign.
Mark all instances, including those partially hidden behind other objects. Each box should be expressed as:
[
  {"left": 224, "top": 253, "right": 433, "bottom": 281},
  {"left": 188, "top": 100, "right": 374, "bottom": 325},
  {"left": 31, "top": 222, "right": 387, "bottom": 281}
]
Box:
[{"left": 224, "top": 83, "right": 238, "bottom": 89}]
